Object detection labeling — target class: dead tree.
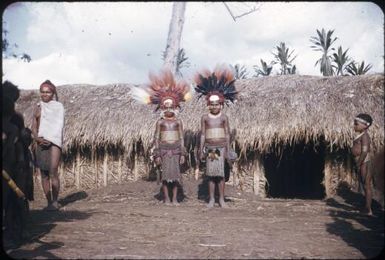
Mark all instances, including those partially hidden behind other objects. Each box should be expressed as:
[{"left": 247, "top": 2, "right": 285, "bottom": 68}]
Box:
[{"left": 163, "top": 2, "right": 186, "bottom": 74}]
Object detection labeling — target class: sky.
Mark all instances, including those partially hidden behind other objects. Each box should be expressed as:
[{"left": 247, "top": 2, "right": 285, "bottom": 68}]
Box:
[{"left": 2, "top": 1, "right": 384, "bottom": 89}]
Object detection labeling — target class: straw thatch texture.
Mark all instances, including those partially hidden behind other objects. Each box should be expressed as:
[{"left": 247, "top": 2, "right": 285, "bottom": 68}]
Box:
[
  {"left": 16, "top": 74, "right": 384, "bottom": 157},
  {"left": 232, "top": 74, "right": 384, "bottom": 154}
]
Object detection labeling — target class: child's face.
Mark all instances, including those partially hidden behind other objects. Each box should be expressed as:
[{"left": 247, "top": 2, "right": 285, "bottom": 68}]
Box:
[
  {"left": 208, "top": 101, "right": 221, "bottom": 115},
  {"left": 354, "top": 119, "right": 368, "bottom": 132},
  {"left": 162, "top": 99, "right": 175, "bottom": 118}
]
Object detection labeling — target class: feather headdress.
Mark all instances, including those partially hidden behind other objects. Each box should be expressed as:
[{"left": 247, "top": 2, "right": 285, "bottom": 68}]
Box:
[
  {"left": 194, "top": 64, "right": 238, "bottom": 105},
  {"left": 130, "top": 69, "right": 193, "bottom": 111}
]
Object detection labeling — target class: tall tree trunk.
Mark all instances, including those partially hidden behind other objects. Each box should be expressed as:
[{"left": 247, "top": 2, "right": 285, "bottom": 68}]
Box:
[{"left": 163, "top": 2, "right": 186, "bottom": 74}]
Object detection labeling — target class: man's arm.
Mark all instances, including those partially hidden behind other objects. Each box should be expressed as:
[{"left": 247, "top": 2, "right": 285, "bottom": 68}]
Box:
[
  {"left": 59, "top": 103, "right": 65, "bottom": 142},
  {"left": 31, "top": 104, "right": 39, "bottom": 140},
  {"left": 15, "top": 139, "right": 25, "bottom": 170},
  {"left": 31, "top": 104, "right": 50, "bottom": 146},
  {"left": 200, "top": 115, "right": 206, "bottom": 160}
]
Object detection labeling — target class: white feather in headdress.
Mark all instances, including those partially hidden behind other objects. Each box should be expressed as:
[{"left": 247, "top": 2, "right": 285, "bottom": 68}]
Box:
[
  {"left": 130, "top": 69, "right": 194, "bottom": 111},
  {"left": 130, "top": 85, "right": 152, "bottom": 104}
]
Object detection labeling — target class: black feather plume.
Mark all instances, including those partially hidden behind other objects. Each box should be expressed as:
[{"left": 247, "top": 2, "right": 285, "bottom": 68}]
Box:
[{"left": 194, "top": 66, "right": 238, "bottom": 105}]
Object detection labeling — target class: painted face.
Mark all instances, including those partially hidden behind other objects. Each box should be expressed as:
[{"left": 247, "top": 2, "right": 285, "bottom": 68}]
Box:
[
  {"left": 163, "top": 98, "right": 175, "bottom": 118},
  {"left": 208, "top": 94, "right": 222, "bottom": 115},
  {"left": 40, "top": 85, "right": 54, "bottom": 103}
]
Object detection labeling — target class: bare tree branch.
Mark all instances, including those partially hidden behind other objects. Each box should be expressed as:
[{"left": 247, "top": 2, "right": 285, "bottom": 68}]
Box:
[
  {"left": 223, "top": 2, "right": 236, "bottom": 21},
  {"left": 223, "top": 2, "right": 261, "bottom": 21}
]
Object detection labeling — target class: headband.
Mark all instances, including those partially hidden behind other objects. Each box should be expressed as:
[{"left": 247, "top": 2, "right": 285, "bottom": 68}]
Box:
[{"left": 355, "top": 117, "right": 371, "bottom": 126}]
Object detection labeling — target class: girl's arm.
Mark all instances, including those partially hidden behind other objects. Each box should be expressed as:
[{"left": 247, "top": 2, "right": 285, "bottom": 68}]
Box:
[
  {"left": 358, "top": 133, "right": 370, "bottom": 166},
  {"left": 199, "top": 116, "right": 206, "bottom": 160}
]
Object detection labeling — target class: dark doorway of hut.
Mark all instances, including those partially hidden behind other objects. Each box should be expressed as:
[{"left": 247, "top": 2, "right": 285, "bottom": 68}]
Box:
[{"left": 264, "top": 139, "right": 326, "bottom": 199}]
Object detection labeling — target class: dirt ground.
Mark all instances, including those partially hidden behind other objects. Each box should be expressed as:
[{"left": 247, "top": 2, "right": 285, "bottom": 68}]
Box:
[{"left": 5, "top": 174, "right": 384, "bottom": 259}]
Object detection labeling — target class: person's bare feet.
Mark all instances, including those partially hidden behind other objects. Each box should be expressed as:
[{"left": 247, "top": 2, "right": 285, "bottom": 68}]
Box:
[
  {"left": 360, "top": 208, "right": 373, "bottom": 216},
  {"left": 219, "top": 199, "right": 228, "bottom": 208},
  {"left": 207, "top": 199, "right": 215, "bottom": 208},
  {"left": 172, "top": 201, "right": 180, "bottom": 206},
  {"left": 164, "top": 199, "right": 172, "bottom": 206},
  {"left": 45, "top": 201, "right": 59, "bottom": 211}
]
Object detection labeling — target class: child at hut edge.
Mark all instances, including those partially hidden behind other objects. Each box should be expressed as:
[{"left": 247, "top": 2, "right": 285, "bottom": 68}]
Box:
[{"left": 352, "top": 113, "right": 374, "bottom": 216}]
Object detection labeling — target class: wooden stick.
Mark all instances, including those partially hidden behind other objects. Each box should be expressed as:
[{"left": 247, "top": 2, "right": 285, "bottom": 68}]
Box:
[
  {"left": 2, "top": 170, "right": 25, "bottom": 199},
  {"left": 72, "top": 161, "right": 75, "bottom": 186},
  {"left": 118, "top": 156, "right": 122, "bottom": 184},
  {"left": 103, "top": 153, "right": 108, "bottom": 187},
  {"left": 80, "top": 158, "right": 84, "bottom": 187},
  {"left": 59, "top": 164, "right": 65, "bottom": 190},
  {"left": 76, "top": 153, "right": 81, "bottom": 189},
  {"left": 95, "top": 152, "right": 99, "bottom": 187},
  {"left": 134, "top": 154, "right": 138, "bottom": 181},
  {"left": 253, "top": 160, "right": 260, "bottom": 195}
]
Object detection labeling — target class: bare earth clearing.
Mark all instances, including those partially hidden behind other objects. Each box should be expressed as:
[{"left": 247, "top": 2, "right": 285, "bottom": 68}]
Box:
[{"left": 6, "top": 175, "right": 384, "bottom": 259}]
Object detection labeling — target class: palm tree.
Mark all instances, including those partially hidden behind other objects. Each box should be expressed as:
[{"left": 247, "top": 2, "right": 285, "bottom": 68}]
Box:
[
  {"left": 20, "top": 53, "right": 31, "bottom": 63},
  {"left": 332, "top": 46, "right": 350, "bottom": 76},
  {"left": 2, "top": 22, "right": 31, "bottom": 62},
  {"left": 310, "top": 28, "right": 338, "bottom": 76},
  {"left": 230, "top": 64, "right": 248, "bottom": 79},
  {"left": 272, "top": 42, "right": 297, "bottom": 75},
  {"left": 175, "top": 48, "right": 190, "bottom": 77},
  {"left": 253, "top": 59, "right": 274, "bottom": 77},
  {"left": 287, "top": 65, "right": 297, "bottom": 75},
  {"left": 2, "top": 28, "right": 9, "bottom": 52},
  {"left": 346, "top": 61, "right": 372, "bottom": 75}
]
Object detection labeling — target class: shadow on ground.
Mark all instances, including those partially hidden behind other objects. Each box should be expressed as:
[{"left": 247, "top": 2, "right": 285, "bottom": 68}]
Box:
[
  {"left": 197, "top": 176, "right": 232, "bottom": 203},
  {"left": 5, "top": 191, "right": 93, "bottom": 258},
  {"left": 153, "top": 181, "right": 187, "bottom": 203},
  {"left": 325, "top": 182, "right": 385, "bottom": 259},
  {"left": 58, "top": 191, "right": 88, "bottom": 207},
  {"left": 6, "top": 240, "right": 65, "bottom": 259}
]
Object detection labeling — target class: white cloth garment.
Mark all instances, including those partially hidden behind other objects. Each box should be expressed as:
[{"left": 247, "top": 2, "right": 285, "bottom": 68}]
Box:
[{"left": 38, "top": 100, "right": 65, "bottom": 148}]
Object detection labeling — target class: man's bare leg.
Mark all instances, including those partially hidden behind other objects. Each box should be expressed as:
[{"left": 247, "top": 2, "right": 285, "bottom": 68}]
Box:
[
  {"left": 194, "top": 167, "right": 199, "bottom": 180},
  {"left": 49, "top": 146, "right": 61, "bottom": 210},
  {"left": 207, "top": 178, "right": 215, "bottom": 208},
  {"left": 218, "top": 178, "right": 227, "bottom": 208},
  {"left": 41, "top": 172, "right": 52, "bottom": 207},
  {"left": 172, "top": 182, "right": 179, "bottom": 206}
]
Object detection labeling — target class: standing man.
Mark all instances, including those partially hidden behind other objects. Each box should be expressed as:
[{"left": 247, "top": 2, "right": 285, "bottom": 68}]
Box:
[
  {"left": 194, "top": 65, "right": 238, "bottom": 208},
  {"left": 31, "top": 80, "right": 65, "bottom": 211},
  {"left": 2, "top": 81, "right": 29, "bottom": 247},
  {"left": 131, "top": 70, "right": 192, "bottom": 205}
]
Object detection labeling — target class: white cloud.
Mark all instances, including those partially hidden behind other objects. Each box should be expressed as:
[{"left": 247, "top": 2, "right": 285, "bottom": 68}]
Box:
[
  {"left": 2, "top": 2, "right": 384, "bottom": 89},
  {"left": 3, "top": 52, "right": 94, "bottom": 88}
]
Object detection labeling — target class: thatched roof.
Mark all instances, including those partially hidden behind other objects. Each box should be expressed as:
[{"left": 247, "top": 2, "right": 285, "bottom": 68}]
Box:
[{"left": 16, "top": 74, "right": 384, "bottom": 156}]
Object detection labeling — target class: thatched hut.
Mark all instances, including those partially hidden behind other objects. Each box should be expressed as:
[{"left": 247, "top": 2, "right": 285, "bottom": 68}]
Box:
[{"left": 16, "top": 74, "right": 384, "bottom": 199}]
